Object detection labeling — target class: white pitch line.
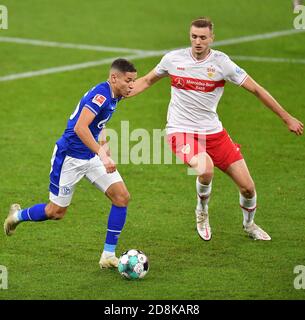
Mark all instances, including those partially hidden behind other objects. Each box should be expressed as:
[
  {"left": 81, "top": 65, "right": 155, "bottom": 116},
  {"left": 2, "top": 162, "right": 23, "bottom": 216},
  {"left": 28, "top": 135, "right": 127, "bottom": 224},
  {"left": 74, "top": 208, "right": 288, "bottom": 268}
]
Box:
[
  {"left": 212, "top": 28, "right": 305, "bottom": 47},
  {"left": 0, "top": 29, "right": 304, "bottom": 82},
  {"left": 231, "top": 55, "right": 305, "bottom": 64},
  {"left": 0, "top": 29, "right": 304, "bottom": 54},
  {"left": 0, "top": 52, "right": 159, "bottom": 82},
  {"left": 0, "top": 36, "right": 150, "bottom": 54},
  {"left": 1, "top": 54, "right": 304, "bottom": 82}
]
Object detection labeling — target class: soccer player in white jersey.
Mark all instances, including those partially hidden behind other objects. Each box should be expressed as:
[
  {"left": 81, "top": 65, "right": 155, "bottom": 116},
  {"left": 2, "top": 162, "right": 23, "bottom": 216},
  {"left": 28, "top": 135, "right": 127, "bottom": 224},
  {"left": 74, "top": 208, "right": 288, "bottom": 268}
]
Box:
[
  {"left": 130, "top": 17, "right": 303, "bottom": 241},
  {"left": 4, "top": 59, "right": 137, "bottom": 268}
]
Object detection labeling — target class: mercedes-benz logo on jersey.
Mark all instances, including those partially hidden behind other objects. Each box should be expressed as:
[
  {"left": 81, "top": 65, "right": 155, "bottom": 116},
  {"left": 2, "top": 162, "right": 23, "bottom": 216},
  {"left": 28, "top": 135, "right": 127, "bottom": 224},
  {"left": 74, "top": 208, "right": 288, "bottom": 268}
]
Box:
[{"left": 174, "top": 77, "right": 185, "bottom": 89}]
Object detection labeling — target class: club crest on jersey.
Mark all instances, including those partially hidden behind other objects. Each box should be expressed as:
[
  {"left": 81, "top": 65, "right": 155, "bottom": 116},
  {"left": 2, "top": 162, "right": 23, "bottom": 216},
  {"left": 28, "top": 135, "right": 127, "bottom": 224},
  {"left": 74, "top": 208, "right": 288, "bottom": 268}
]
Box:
[
  {"left": 61, "top": 186, "right": 72, "bottom": 195},
  {"left": 92, "top": 94, "right": 106, "bottom": 107},
  {"left": 207, "top": 66, "right": 216, "bottom": 78}
]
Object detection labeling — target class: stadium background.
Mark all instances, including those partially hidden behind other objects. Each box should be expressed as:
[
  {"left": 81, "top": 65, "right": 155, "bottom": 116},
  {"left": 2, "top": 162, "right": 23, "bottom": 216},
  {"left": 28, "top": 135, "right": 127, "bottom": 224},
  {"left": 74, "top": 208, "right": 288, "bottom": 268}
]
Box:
[{"left": 0, "top": 0, "right": 304, "bottom": 299}]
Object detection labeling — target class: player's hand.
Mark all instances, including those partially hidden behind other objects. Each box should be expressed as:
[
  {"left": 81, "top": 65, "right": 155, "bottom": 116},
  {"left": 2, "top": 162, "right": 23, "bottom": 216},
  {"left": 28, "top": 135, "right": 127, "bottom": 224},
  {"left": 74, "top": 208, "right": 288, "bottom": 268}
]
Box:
[
  {"left": 284, "top": 116, "right": 304, "bottom": 136},
  {"left": 98, "top": 147, "right": 116, "bottom": 173},
  {"left": 103, "top": 156, "right": 117, "bottom": 173}
]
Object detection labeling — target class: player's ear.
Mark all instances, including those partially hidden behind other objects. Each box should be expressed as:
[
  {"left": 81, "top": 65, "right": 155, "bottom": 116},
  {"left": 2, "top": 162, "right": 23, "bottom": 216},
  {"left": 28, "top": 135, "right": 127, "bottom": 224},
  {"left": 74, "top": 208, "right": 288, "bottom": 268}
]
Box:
[
  {"left": 210, "top": 32, "right": 215, "bottom": 43},
  {"left": 110, "top": 71, "right": 117, "bottom": 83}
]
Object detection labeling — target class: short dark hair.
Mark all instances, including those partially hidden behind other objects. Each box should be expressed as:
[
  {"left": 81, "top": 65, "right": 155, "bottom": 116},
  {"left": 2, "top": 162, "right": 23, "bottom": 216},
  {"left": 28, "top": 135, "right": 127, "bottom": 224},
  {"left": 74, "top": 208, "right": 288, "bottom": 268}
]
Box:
[
  {"left": 191, "top": 17, "right": 213, "bottom": 32},
  {"left": 111, "top": 58, "right": 137, "bottom": 73}
]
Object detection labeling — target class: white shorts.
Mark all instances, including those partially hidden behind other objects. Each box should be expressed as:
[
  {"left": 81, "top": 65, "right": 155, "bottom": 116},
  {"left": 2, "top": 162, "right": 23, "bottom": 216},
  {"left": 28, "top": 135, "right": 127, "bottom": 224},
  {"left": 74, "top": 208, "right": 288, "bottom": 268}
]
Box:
[{"left": 49, "top": 145, "right": 123, "bottom": 207}]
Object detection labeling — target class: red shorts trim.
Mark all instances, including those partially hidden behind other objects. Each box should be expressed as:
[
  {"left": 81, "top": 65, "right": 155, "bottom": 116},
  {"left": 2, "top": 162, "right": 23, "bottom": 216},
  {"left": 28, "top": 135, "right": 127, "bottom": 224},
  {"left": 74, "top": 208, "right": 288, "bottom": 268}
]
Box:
[{"left": 167, "top": 129, "right": 243, "bottom": 172}]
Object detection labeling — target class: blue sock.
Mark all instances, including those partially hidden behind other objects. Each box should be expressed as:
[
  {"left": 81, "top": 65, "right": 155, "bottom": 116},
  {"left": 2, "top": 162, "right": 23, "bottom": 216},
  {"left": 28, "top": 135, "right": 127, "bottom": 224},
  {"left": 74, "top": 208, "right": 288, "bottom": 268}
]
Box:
[
  {"left": 18, "top": 204, "right": 48, "bottom": 222},
  {"left": 104, "top": 205, "right": 127, "bottom": 253}
]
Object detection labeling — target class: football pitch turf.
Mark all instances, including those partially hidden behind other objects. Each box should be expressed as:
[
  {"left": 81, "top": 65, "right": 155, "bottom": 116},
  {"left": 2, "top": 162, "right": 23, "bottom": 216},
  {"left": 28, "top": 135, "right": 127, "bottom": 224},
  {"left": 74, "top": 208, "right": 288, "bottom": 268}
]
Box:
[{"left": 0, "top": 0, "right": 305, "bottom": 300}]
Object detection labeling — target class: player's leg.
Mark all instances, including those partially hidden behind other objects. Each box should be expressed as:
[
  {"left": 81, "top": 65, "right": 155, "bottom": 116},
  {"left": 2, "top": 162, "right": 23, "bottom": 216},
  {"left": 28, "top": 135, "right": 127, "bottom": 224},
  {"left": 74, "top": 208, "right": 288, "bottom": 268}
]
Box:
[
  {"left": 4, "top": 203, "right": 49, "bottom": 236},
  {"left": 86, "top": 156, "right": 127, "bottom": 268},
  {"left": 3, "top": 143, "right": 69, "bottom": 236},
  {"left": 3, "top": 201, "right": 69, "bottom": 236},
  {"left": 45, "top": 202, "right": 69, "bottom": 219},
  {"left": 4, "top": 188, "right": 72, "bottom": 236},
  {"left": 4, "top": 145, "right": 83, "bottom": 236},
  {"left": 225, "top": 159, "right": 271, "bottom": 240},
  {"left": 98, "top": 181, "right": 129, "bottom": 269},
  {"left": 167, "top": 132, "right": 213, "bottom": 241},
  {"left": 204, "top": 128, "right": 270, "bottom": 240},
  {"left": 189, "top": 152, "right": 214, "bottom": 241},
  {"left": 101, "top": 181, "right": 130, "bottom": 267}
]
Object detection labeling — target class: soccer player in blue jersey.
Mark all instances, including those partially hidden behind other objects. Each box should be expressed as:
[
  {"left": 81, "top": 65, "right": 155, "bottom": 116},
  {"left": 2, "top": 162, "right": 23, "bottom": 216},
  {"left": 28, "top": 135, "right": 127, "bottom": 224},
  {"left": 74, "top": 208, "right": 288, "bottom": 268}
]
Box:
[{"left": 4, "top": 58, "right": 137, "bottom": 269}]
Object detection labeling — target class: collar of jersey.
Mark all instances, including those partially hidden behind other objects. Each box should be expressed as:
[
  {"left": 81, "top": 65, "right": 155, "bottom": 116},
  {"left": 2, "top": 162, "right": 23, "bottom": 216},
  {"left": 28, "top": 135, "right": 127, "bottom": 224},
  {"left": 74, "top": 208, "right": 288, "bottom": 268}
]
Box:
[{"left": 189, "top": 48, "right": 213, "bottom": 63}]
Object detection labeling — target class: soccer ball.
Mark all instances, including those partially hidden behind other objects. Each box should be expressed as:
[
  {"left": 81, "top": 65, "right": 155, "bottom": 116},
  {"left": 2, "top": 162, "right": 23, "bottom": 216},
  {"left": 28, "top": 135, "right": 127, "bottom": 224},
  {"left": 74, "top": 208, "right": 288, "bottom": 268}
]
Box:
[{"left": 118, "top": 249, "right": 149, "bottom": 280}]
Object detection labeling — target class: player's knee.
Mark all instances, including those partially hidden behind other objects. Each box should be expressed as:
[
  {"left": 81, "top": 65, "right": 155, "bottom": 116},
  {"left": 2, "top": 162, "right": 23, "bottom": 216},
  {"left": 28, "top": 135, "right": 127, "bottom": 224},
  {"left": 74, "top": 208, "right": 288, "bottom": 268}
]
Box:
[
  {"left": 240, "top": 183, "right": 256, "bottom": 198},
  {"left": 112, "top": 191, "right": 130, "bottom": 207},
  {"left": 196, "top": 163, "right": 214, "bottom": 182},
  {"left": 199, "top": 169, "right": 214, "bottom": 183},
  {"left": 45, "top": 203, "right": 68, "bottom": 220},
  {"left": 189, "top": 153, "right": 214, "bottom": 177}
]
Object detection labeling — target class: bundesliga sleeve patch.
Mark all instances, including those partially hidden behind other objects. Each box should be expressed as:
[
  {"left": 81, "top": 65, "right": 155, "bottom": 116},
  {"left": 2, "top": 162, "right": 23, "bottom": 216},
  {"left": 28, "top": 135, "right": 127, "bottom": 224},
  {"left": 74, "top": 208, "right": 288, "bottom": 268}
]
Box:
[{"left": 92, "top": 94, "right": 106, "bottom": 107}]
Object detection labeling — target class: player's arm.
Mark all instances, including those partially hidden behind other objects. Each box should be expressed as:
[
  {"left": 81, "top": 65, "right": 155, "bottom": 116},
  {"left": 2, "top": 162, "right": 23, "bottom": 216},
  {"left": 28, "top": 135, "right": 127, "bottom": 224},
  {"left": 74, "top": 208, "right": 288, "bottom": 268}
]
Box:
[
  {"left": 74, "top": 108, "right": 116, "bottom": 173},
  {"left": 99, "top": 126, "right": 111, "bottom": 157},
  {"left": 128, "top": 69, "right": 164, "bottom": 97},
  {"left": 241, "top": 76, "right": 304, "bottom": 136}
]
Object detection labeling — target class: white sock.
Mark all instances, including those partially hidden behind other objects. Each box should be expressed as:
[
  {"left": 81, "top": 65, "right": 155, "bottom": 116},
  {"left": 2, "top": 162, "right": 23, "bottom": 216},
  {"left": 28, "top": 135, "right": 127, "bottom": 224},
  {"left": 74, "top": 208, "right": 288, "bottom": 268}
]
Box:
[
  {"left": 240, "top": 193, "right": 257, "bottom": 227},
  {"left": 102, "top": 251, "right": 115, "bottom": 258},
  {"left": 14, "top": 210, "right": 21, "bottom": 222},
  {"left": 196, "top": 178, "right": 212, "bottom": 212}
]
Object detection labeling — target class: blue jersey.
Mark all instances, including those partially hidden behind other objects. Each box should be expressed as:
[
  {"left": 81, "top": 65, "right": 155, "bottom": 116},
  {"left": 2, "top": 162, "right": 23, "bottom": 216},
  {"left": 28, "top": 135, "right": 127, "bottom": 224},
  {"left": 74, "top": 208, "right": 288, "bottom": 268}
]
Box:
[{"left": 57, "top": 81, "right": 121, "bottom": 160}]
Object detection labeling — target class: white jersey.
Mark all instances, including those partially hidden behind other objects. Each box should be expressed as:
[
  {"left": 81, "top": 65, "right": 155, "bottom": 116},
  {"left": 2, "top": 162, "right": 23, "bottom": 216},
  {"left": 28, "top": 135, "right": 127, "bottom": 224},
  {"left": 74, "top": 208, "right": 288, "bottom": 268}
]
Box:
[{"left": 155, "top": 48, "right": 248, "bottom": 135}]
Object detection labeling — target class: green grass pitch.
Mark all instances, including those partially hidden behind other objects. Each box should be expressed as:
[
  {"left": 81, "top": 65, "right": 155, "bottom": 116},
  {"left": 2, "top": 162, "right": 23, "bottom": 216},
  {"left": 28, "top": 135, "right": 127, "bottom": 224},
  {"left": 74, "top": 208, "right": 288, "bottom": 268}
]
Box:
[{"left": 0, "top": 0, "right": 305, "bottom": 300}]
